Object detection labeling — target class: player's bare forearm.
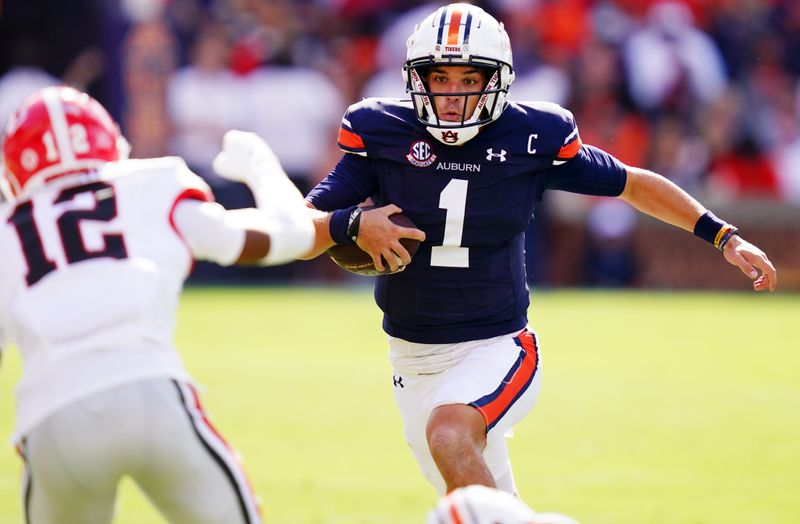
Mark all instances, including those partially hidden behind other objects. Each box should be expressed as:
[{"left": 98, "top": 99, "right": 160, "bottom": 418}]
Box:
[
  {"left": 618, "top": 167, "right": 706, "bottom": 231},
  {"left": 298, "top": 204, "right": 336, "bottom": 259},
  {"left": 619, "top": 166, "right": 777, "bottom": 291}
]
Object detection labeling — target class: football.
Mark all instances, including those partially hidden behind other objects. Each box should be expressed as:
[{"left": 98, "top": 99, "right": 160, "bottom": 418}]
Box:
[{"left": 327, "top": 210, "right": 420, "bottom": 276}]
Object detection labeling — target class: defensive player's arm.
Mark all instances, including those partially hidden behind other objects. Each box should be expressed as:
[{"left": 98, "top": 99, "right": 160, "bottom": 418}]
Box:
[
  {"left": 618, "top": 166, "right": 777, "bottom": 291},
  {"left": 171, "top": 200, "right": 313, "bottom": 266},
  {"left": 170, "top": 130, "right": 317, "bottom": 267}
]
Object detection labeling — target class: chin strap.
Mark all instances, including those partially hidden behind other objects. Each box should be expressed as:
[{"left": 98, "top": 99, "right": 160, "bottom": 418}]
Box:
[{"left": 472, "top": 69, "right": 500, "bottom": 121}]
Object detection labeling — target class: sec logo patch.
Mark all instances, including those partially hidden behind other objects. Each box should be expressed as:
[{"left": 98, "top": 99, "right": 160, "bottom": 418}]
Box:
[{"left": 406, "top": 140, "right": 437, "bottom": 167}]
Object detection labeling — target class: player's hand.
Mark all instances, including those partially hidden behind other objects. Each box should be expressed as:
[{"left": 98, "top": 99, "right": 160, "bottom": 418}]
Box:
[
  {"left": 213, "top": 129, "right": 306, "bottom": 209},
  {"left": 357, "top": 205, "right": 426, "bottom": 273},
  {"left": 213, "top": 130, "right": 286, "bottom": 185},
  {"left": 722, "top": 235, "right": 777, "bottom": 292}
]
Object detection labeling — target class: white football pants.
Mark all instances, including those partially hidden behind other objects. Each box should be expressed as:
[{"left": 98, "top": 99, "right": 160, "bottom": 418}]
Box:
[
  {"left": 17, "top": 378, "right": 261, "bottom": 524},
  {"left": 391, "top": 328, "right": 543, "bottom": 495}
]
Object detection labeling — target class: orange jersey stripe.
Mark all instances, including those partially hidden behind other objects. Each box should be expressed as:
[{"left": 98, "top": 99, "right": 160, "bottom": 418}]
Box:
[
  {"left": 557, "top": 134, "right": 582, "bottom": 159},
  {"left": 474, "top": 333, "right": 538, "bottom": 428},
  {"left": 447, "top": 8, "right": 463, "bottom": 45},
  {"left": 337, "top": 127, "right": 366, "bottom": 149}
]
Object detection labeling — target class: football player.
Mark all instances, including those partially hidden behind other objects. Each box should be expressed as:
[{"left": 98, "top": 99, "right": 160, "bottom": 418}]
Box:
[
  {"left": 301, "top": 1, "right": 777, "bottom": 502},
  {"left": 0, "top": 86, "right": 313, "bottom": 524}
]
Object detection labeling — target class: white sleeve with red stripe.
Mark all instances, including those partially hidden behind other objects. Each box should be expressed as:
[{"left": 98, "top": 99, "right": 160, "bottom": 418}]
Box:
[{"left": 172, "top": 200, "right": 246, "bottom": 266}]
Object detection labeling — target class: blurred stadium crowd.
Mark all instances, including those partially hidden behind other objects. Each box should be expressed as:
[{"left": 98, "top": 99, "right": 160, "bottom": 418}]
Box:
[{"left": 1, "top": 0, "right": 798, "bottom": 287}]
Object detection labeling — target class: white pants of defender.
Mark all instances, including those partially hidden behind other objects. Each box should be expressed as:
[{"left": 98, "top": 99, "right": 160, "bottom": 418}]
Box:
[
  {"left": 17, "top": 378, "right": 261, "bottom": 524},
  {"left": 390, "top": 328, "right": 542, "bottom": 495}
]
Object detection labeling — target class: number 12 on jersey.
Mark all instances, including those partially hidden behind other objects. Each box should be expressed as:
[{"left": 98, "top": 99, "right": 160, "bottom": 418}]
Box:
[
  {"left": 7, "top": 182, "right": 127, "bottom": 286},
  {"left": 431, "top": 178, "right": 469, "bottom": 268}
]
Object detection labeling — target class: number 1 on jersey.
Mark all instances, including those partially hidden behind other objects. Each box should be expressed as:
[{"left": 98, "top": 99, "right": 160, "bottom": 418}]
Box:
[{"left": 431, "top": 178, "right": 469, "bottom": 268}]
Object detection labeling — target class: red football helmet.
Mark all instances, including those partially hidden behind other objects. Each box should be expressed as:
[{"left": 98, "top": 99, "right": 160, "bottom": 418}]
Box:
[{"left": 1, "top": 86, "right": 127, "bottom": 199}]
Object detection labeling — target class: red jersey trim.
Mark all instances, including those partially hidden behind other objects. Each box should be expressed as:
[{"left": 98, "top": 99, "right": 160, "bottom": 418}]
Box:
[{"left": 168, "top": 187, "right": 213, "bottom": 274}]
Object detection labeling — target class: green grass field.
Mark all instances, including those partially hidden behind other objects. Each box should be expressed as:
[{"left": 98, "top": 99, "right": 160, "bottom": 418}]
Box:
[{"left": 0, "top": 287, "right": 798, "bottom": 524}]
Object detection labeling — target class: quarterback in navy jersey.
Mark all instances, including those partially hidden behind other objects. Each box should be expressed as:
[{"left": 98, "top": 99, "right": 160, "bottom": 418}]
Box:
[
  {"left": 309, "top": 97, "right": 627, "bottom": 344},
  {"left": 301, "top": 2, "right": 777, "bottom": 509}
]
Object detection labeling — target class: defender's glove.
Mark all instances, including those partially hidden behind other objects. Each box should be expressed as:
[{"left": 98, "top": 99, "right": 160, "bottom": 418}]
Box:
[
  {"left": 213, "top": 130, "right": 283, "bottom": 182},
  {"left": 213, "top": 130, "right": 315, "bottom": 265},
  {"left": 212, "top": 130, "right": 306, "bottom": 206}
]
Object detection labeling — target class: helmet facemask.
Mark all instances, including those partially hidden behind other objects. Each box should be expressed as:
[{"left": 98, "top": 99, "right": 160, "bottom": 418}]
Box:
[{"left": 405, "top": 59, "right": 508, "bottom": 143}]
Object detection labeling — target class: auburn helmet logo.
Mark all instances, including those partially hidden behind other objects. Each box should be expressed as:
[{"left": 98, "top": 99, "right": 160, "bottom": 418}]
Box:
[{"left": 441, "top": 130, "right": 459, "bottom": 144}]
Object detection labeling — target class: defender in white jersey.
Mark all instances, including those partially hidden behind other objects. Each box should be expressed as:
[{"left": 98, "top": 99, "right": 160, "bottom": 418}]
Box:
[{"left": 0, "top": 87, "right": 314, "bottom": 524}]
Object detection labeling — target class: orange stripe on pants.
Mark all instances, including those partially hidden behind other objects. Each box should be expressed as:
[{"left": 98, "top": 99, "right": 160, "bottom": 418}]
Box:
[{"left": 471, "top": 330, "right": 539, "bottom": 431}]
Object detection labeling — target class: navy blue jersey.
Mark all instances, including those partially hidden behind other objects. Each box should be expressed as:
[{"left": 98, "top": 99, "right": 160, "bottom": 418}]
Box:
[{"left": 307, "top": 98, "right": 627, "bottom": 343}]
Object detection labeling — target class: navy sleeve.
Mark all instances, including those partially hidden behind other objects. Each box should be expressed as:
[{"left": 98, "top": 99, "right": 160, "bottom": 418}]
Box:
[
  {"left": 305, "top": 153, "right": 379, "bottom": 212},
  {"left": 543, "top": 144, "right": 628, "bottom": 197}
]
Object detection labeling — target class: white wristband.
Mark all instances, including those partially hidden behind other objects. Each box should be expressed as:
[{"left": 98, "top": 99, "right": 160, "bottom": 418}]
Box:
[{"left": 233, "top": 159, "right": 314, "bottom": 265}]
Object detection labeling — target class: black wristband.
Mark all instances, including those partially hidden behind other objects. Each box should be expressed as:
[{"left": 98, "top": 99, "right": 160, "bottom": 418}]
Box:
[
  {"left": 693, "top": 211, "right": 732, "bottom": 249},
  {"left": 329, "top": 206, "right": 358, "bottom": 245},
  {"left": 346, "top": 206, "right": 363, "bottom": 243}
]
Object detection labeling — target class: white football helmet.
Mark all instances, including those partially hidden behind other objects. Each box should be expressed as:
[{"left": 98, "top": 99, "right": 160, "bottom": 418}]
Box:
[
  {"left": 426, "top": 485, "right": 581, "bottom": 524},
  {"left": 403, "top": 3, "right": 514, "bottom": 146}
]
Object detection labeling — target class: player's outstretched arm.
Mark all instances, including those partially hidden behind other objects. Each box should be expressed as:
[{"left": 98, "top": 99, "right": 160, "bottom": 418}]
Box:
[
  {"left": 618, "top": 167, "right": 777, "bottom": 292},
  {"left": 175, "top": 130, "right": 316, "bottom": 267},
  {"left": 213, "top": 130, "right": 307, "bottom": 208}
]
